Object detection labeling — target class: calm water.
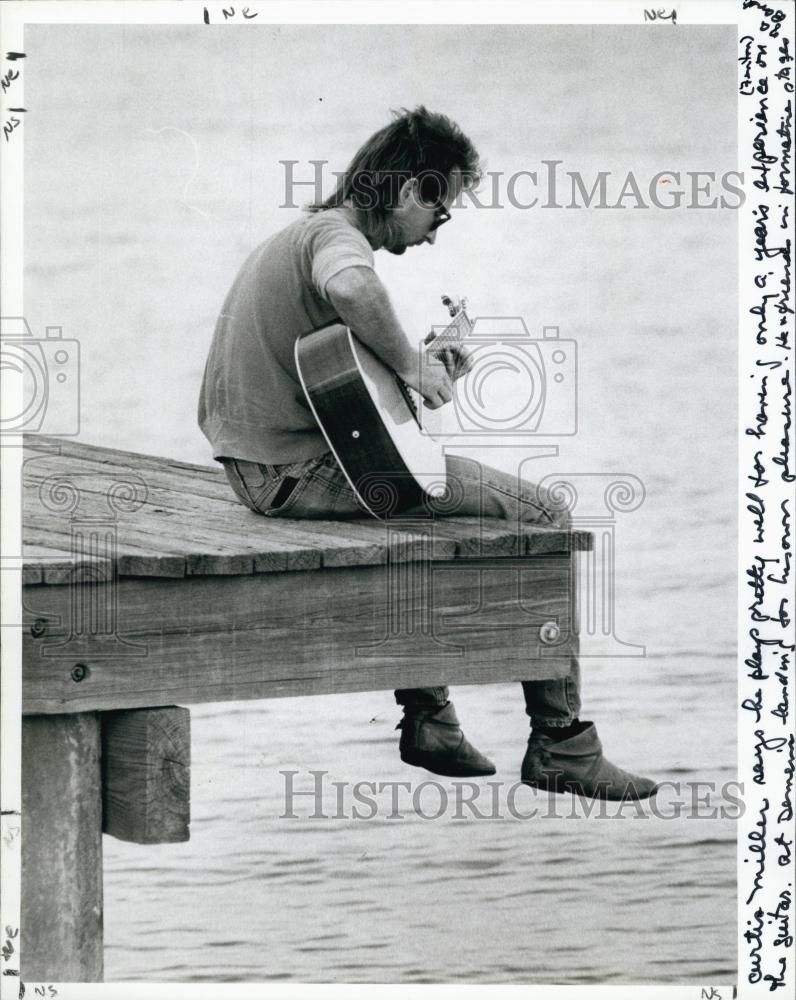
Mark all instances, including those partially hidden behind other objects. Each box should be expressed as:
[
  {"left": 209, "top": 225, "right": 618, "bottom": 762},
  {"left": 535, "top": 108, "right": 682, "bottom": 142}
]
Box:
[{"left": 24, "top": 24, "right": 738, "bottom": 984}]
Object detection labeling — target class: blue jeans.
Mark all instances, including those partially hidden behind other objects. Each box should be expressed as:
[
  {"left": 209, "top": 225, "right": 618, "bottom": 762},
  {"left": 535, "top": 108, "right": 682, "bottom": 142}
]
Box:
[{"left": 221, "top": 452, "right": 581, "bottom": 727}]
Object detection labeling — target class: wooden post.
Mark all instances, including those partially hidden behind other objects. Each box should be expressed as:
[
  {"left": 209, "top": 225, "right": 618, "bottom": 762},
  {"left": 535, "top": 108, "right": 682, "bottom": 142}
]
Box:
[
  {"left": 21, "top": 713, "right": 103, "bottom": 982},
  {"left": 101, "top": 707, "right": 191, "bottom": 844}
]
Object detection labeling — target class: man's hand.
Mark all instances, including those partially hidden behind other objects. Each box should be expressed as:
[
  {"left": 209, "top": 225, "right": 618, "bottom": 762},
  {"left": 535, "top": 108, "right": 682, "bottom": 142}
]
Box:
[
  {"left": 324, "top": 267, "right": 472, "bottom": 409},
  {"left": 427, "top": 340, "right": 474, "bottom": 381},
  {"left": 396, "top": 346, "right": 469, "bottom": 409}
]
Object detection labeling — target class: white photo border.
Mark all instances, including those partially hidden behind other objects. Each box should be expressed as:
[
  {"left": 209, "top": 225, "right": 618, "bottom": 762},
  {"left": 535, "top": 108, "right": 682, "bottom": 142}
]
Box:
[{"left": 1, "top": 2, "right": 793, "bottom": 998}]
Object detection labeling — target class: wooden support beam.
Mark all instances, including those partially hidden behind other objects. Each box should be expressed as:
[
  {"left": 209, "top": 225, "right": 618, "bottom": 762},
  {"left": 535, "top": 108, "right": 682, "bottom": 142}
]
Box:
[
  {"left": 21, "top": 713, "right": 103, "bottom": 982},
  {"left": 101, "top": 707, "right": 191, "bottom": 844},
  {"left": 22, "top": 555, "right": 576, "bottom": 713}
]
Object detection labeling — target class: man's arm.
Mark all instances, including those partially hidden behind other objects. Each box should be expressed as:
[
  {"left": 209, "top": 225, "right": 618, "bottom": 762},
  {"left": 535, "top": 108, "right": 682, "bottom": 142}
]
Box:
[{"left": 325, "top": 266, "right": 453, "bottom": 409}]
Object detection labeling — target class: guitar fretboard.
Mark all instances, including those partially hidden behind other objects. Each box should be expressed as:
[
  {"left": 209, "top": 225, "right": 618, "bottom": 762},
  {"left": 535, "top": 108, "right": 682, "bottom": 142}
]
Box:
[
  {"left": 429, "top": 306, "right": 473, "bottom": 350},
  {"left": 396, "top": 300, "right": 472, "bottom": 424}
]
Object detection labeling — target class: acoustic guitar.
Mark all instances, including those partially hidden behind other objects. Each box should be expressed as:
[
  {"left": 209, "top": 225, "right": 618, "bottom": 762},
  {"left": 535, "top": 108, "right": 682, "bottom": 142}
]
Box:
[{"left": 295, "top": 296, "right": 471, "bottom": 518}]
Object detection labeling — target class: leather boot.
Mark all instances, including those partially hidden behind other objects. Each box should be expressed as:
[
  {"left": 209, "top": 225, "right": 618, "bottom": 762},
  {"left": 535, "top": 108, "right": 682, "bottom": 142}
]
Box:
[
  {"left": 398, "top": 701, "right": 496, "bottom": 777},
  {"left": 521, "top": 721, "right": 658, "bottom": 800}
]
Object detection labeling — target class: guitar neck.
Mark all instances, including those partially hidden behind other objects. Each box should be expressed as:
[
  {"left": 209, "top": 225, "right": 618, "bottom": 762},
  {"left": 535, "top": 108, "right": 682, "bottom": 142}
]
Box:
[{"left": 426, "top": 306, "right": 472, "bottom": 350}]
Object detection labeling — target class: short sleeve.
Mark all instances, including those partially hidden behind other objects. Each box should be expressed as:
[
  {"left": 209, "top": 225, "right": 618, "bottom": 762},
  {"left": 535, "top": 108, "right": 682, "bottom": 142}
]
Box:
[{"left": 301, "top": 211, "right": 375, "bottom": 303}]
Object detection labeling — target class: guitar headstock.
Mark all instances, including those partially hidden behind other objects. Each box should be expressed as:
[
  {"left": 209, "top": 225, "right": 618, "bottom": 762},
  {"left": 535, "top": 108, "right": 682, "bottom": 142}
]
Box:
[
  {"left": 438, "top": 295, "right": 473, "bottom": 345},
  {"left": 441, "top": 294, "right": 469, "bottom": 319},
  {"left": 423, "top": 295, "right": 473, "bottom": 347}
]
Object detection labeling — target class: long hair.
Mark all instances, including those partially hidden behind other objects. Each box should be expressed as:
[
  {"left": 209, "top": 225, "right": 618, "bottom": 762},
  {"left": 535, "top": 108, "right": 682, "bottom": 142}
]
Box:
[{"left": 308, "top": 106, "right": 482, "bottom": 247}]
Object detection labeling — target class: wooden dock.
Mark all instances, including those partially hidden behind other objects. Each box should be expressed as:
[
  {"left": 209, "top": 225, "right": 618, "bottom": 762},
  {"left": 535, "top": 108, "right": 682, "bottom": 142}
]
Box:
[{"left": 20, "top": 435, "right": 591, "bottom": 981}]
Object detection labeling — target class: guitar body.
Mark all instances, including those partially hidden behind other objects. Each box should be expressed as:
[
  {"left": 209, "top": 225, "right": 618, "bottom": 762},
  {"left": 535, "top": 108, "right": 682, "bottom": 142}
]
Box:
[{"left": 295, "top": 323, "right": 448, "bottom": 518}]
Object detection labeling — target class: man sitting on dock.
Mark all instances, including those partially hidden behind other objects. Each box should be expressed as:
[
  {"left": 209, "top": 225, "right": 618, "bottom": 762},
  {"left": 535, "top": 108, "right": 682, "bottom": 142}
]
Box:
[{"left": 198, "top": 106, "right": 657, "bottom": 801}]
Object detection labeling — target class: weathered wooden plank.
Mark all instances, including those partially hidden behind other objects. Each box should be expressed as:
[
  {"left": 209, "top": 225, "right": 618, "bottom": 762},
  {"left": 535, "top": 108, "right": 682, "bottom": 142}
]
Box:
[
  {"left": 24, "top": 457, "right": 233, "bottom": 511},
  {"left": 523, "top": 525, "right": 586, "bottom": 555},
  {"left": 21, "top": 712, "right": 103, "bottom": 981},
  {"left": 23, "top": 478, "right": 272, "bottom": 563},
  {"left": 22, "top": 543, "right": 114, "bottom": 586},
  {"left": 24, "top": 453, "right": 235, "bottom": 508},
  {"left": 23, "top": 521, "right": 191, "bottom": 578},
  {"left": 24, "top": 514, "right": 321, "bottom": 583},
  {"left": 233, "top": 513, "right": 407, "bottom": 568},
  {"left": 25, "top": 444, "right": 586, "bottom": 546},
  {"left": 22, "top": 557, "right": 574, "bottom": 713},
  {"left": 23, "top": 510, "right": 260, "bottom": 577},
  {"left": 366, "top": 522, "right": 460, "bottom": 563},
  {"left": 416, "top": 516, "right": 517, "bottom": 557},
  {"left": 23, "top": 512, "right": 576, "bottom": 571},
  {"left": 24, "top": 511, "right": 589, "bottom": 580},
  {"left": 24, "top": 509, "right": 382, "bottom": 577},
  {"left": 24, "top": 500, "right": 339, "bottom": 574},
  {"left": 23, "top": 438, "right": 593, "bottom": 543},
  {"left": 444, "top": 523, "right": 530, "bottom": 559},
  {"left": 36, "top": 522, "right": 301, "bottom": 576},
  {"left": 23, "top": 441, "right": 592, "bottom": 582},
  {"left": 23, "top": 466, "right": 367, "bottom": 572},
  {"left": 25, "top": 466, "right": 392, "bottom": 569},
  {"left": 23, "top": 512, "right": 315, "bottom": 577},
  {"left": 25, "top": 495, "right": 587, "bottom": 569},
  {"left": 263, "top": 518, "right": 388, "bottom": 567},
  {"left": 26, "top": 434, "right": 220, "bottom": 478},
  {"left": 101, "top": 707, "right": 190, "bottom": 844},
  {"left": 25, "top": 530, "right": 188, "bottom": 579}
]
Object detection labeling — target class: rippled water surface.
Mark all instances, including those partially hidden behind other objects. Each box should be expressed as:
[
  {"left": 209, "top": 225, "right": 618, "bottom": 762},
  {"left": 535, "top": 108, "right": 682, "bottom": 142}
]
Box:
[{"left": 25, "top": 23, "right": 738, "bottom": 984}]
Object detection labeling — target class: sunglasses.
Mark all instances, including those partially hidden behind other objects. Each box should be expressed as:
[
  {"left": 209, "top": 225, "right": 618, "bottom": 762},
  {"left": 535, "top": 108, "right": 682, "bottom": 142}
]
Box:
[{"left": 429, "top": 204, "right": 452, "bottom": 231}]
